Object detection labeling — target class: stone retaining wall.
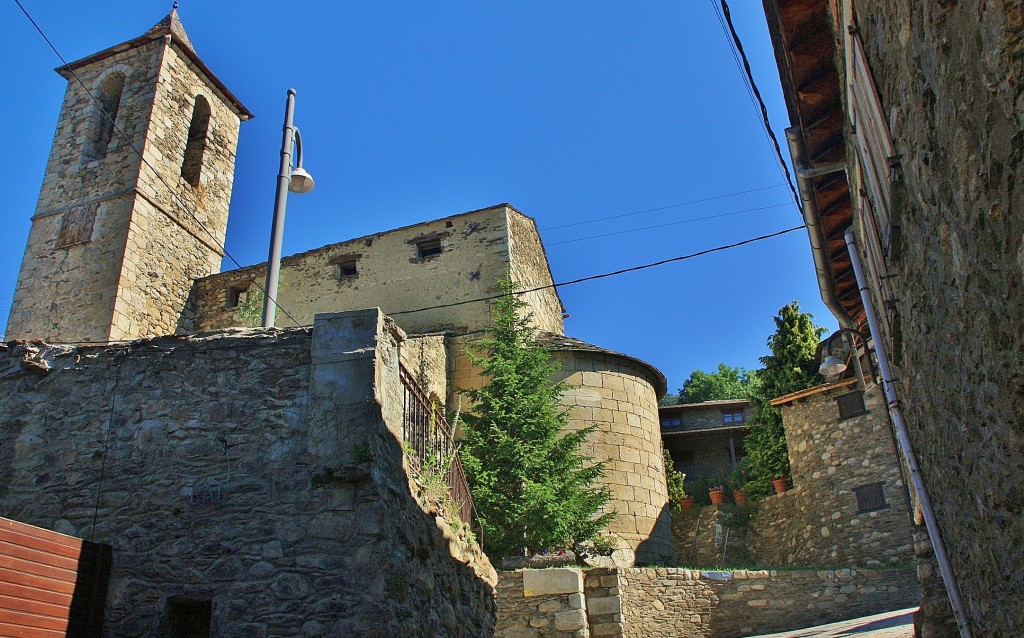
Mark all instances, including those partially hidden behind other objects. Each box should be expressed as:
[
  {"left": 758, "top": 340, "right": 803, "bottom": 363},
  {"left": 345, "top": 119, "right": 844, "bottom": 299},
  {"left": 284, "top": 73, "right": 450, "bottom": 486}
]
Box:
[
  {"left": 497, "top": 566, "right": 917, "bottom": 638},
  {"left": 496, "top": 569, "right": 589, "bottom": 637},
  {"left": 0, "top": 309, "right": 496, "bottom": 637}
]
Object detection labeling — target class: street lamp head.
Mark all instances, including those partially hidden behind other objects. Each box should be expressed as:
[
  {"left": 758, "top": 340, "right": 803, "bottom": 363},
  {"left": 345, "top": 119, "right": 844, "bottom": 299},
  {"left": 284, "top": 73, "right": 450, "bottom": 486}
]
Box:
[
  {"left": 818, "top": 354, "right": 847, "bottom": 377},
  {"left": 288, "top": 166, "right": 315, "bottom": 194}
]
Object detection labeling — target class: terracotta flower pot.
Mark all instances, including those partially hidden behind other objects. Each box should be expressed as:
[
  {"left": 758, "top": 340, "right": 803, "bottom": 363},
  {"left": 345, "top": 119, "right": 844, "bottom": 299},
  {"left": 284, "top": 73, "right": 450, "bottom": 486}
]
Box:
[
  {"left": 772, "top": 477, "right": 789, "bottom": 494},
  {"left": 679, "top": 496, "right": 695, "bottom": 511},
  {"left": 733, "top": 490, "right": 747, "bottom": 505},
  {"left": 709, "top": 489, "right": 726, "bottom": 505}
]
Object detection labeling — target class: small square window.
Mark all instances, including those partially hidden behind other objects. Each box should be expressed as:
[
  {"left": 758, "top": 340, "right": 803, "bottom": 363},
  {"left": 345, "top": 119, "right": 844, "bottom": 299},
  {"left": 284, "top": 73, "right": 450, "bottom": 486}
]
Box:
[
  {"left": 836, "top": 390, "right": 867, "bottom": 420},
  {"left": 226, "top": 285, "right": 248, "bottom": 309},
  {"left": 853, "top": 482, "right": 888, "bottom": 513},
  {"left": 333, "top": 256, "right": 360, "bottom": 279},
  {"left": 416, "top": 238, "right": 443, "bottom": 259}
]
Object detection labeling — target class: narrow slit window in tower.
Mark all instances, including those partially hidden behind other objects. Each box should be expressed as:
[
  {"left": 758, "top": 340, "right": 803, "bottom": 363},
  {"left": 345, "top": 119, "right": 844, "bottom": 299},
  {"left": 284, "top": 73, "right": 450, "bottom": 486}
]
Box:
[
  {"left": 84, "top": 73, "right": 125, "bottom": 162},
  {"left": 181, "top": 95, "right": 211, "bottom": 186}
]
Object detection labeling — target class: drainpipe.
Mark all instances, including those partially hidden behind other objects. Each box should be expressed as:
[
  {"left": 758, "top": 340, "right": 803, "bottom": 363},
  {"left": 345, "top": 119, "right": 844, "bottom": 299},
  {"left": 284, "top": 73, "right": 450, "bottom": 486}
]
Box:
[
  {"left": 845, "top": 229, "right": 973, "bottom": 638},
  {"left": 785, "top": 128, "right": 850, "bottom": 326},
  {"left": 786, "top": 127, "right": 866, "bottom": 386}
]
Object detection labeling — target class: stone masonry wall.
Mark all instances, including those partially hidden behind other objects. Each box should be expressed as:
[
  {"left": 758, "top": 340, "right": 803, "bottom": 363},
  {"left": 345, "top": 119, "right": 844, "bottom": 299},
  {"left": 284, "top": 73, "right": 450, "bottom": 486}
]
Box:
[
  {"left": 495, "top": 569, "right": 589, "bottom": 638},
  {"left": 618, "top": 566, "right": 918, "bottom": 638},
  {"left": 672, "top": 506, "right": 751, "bottom": 569},
  {"left": 0, "top": 309, "right": 495, "bottom": 637},
  {"left": 847, "top": 3, "right": 1024, "bottom": 633},
  {"left": 552, "top": 350, "right": 675, "bottom": 566},
  {"left": 6, "top": 29, "right": 244, "bottom": 344},
  {"left": 190, "top": 205, "right": 565, "bottom": 338},
  {"left": 6, "top": 39, "right": 163, "bottom": 343},
  {"left": 116, "top": 38, "right": 242, "bottom": 341},
  {"left": 746, "top": 382, "right": 916, "bottom": 568}
]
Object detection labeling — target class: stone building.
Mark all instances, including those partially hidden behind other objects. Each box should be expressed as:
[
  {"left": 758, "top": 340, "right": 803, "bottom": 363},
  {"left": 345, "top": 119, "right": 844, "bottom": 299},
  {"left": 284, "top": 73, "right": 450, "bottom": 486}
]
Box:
[
  {"left": 659, "top": 399, "right": 750, "bottom": 483},
  {"left": 3, "top": 9, "right": 676, "bottom": 606},
  {"left": 763, "top": 0, "right": 1024, "bottom": 634}
]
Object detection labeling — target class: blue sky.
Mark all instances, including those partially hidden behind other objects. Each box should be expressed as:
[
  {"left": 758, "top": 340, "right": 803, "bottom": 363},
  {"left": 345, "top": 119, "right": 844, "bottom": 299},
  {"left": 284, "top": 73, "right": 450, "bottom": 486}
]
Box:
[{"left": 0, "top": 1, "right": 837, "bottom": 394}]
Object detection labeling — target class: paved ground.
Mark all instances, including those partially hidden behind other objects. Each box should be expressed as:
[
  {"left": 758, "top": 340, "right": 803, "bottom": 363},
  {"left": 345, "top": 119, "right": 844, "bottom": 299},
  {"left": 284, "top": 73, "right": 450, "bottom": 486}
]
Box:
[{"left": 749, "top": 607, "right": 917, "bottom": 638}]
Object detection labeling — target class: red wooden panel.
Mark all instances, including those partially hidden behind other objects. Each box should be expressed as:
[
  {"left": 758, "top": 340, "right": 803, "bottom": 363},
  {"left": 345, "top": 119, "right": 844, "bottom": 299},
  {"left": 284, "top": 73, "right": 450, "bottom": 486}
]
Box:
[
  {"left": 0, "top": 581, "right": 72, "bottom": 607},
  {"left": 0, "top": 593, "right": 71, "bottom": 620},
  {"left": 0, "top": 529, "right": 81, "bottom": 561},
  {"left": 0, "top": 620, "right": 66, "bottom": 638},
  {"left": 0, "top": 608, "right": 68, "bottom": 632},
  {"left": 0, "top": 521, "right": 81, "bottom": 553},
  {"left": 0, "top": 568, "right": 76, "bottom": 596},
  {"left": 0, "top": 541, "right": 79, "bottom": 572}
]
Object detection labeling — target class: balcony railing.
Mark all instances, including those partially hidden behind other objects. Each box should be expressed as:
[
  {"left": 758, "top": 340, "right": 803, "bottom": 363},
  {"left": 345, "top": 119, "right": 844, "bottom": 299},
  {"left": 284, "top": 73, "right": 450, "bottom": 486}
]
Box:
[{"left": 399, "top": 363, "right": 475, "bottom": 528}]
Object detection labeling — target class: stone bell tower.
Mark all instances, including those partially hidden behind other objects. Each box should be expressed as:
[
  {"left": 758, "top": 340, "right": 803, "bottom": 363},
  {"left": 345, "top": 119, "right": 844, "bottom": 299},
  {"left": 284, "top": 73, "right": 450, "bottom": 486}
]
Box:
[{"left": 5, "top": 10, "right": 252, "bottom": 343}]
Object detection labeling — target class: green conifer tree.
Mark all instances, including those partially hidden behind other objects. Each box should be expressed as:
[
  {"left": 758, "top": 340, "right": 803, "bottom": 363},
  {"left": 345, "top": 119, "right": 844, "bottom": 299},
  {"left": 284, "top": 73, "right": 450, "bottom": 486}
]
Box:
[
  {"left": 460, "top": 278, "right": 613, "bottom": 559},
  {"left": 744, "top": 302, "right": 826, "bottom": 495}
]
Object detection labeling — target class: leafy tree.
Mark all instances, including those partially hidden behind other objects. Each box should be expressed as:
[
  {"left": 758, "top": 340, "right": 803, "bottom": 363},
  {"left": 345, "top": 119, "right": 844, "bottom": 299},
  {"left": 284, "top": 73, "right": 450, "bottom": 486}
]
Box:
[
  {"left": 744, "top": 302, "right": 826, "bottom": 496},
  {"left": 460, "top": 278, "right": 613, "bottom": 559},
  {"left": 678, "top": 363, "right": 753, "bottom": 403}
]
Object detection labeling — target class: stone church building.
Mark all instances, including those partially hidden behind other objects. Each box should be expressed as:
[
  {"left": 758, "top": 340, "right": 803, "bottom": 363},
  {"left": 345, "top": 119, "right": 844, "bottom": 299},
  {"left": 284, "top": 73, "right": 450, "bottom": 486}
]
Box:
[{"left": 1, "top": 12, "right": 678, "bottom": 635}]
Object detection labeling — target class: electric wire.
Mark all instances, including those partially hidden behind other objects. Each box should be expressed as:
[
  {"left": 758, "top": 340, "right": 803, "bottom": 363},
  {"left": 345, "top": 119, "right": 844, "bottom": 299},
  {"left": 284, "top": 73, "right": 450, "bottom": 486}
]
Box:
[
  {"left": 389, "top": 224, "right": 806, "bottom": 317},
  {"left": 12, "top": 0, "right": 306, "bottom": 330},
  {"left": 540, "top": 184, "right": 786, "bottom": 231},
  {"left": 711, "top": 0, "right": 801, "bottom": 209},
  {"left": 90, "top": 347, "right": 127, "bottom": 541},
  {"left": 546, "top": 201, "right": 793, "bottom": 247}
]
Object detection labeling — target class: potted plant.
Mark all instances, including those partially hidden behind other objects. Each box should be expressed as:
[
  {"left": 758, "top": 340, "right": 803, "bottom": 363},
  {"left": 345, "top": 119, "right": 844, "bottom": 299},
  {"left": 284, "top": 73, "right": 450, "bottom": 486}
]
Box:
[
  {"left": 729, "top": 458, "right": 751, "bottom": 505},
  {"left": 708, "top": 485, "right": 726, "bottom": 505},
  {"left": 772, "top": 475, "right": 789, "bottom": 494},
  {"left": 663, "top": 450, "right": 693, "bottom": 511}
]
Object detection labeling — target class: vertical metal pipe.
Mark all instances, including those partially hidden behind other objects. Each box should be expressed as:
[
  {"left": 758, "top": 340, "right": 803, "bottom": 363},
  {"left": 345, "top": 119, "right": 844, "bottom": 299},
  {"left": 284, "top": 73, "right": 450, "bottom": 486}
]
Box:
[
  {"left": 844, "top": 228, "right": 973, "bottom": 638},
  {"left": 262, "top": 89, "right": 297, "bottom": 328}
]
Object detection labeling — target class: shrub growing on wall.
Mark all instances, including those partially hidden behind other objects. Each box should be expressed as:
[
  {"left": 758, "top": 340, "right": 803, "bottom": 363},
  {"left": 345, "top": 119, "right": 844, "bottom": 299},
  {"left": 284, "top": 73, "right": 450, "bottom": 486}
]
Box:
[{"left": 460, "top": 278, "right": 613, "bottom": 559}]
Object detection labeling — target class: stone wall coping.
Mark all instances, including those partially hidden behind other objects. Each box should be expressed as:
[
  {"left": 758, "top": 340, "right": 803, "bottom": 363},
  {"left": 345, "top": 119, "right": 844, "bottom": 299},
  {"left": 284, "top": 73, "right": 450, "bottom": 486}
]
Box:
[{"left": 522, "top": 568, "right": 584, "bottom": 596}]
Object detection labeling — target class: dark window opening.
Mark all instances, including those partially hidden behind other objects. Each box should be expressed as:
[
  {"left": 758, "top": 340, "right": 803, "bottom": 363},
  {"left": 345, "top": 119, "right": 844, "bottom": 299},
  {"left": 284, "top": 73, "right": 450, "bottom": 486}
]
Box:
[
  {"left": 660, "top": 417, "right": 682, "bottom": 428},
  {"left": 181, "top": 95, "right": 211, "bottom": 186},
  {"left": 84, "top": 74, "right": 125, "bottom": 162},
  {"left": 166, "top": 597, "right": 211, "bottom": 638},
  {"left": 416, "top": 238, "right": 443, "bottom": 259},
  {"left": 836, "top": 390, "right": 868, "bottom": 420},
  {"left": 333, "top": 256, "right": 360, "bottom": 279},
  {"left": 226, "top": 285, "right": 248, "bottom": 308},
  {"left": 722, "top": 410, "right": 745, "bottom": 425},
  {"left": 853, "top": 482, "right": 888, "bottom": 513}
]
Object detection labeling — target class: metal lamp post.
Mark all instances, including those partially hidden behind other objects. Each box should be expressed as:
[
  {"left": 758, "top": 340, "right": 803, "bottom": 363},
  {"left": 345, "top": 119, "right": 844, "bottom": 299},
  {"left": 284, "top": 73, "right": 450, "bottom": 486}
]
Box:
[{"left": 262, "top": 88, "right": 315, "bottom": 328}]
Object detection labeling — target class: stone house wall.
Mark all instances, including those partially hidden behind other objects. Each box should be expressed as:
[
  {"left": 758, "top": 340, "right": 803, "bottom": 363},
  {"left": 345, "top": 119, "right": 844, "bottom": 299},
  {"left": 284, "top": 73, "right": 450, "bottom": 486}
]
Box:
[
  {"left": 746, "top": 382, "right": 915, "bottom": 568},
  {"left": 841, "top": 3, "right": 1024, "bottom": 633},
  {"left": 189, "top": 204, "right": 565, "bottom": 338},
  {"left": 0, "top": 309, "right": 496, "bottom": 637}
]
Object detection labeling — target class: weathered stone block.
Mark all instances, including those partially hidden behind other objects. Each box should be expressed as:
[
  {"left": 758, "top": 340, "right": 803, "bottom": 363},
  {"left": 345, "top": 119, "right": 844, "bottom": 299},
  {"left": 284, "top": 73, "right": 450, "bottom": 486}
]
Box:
[{"left": 523, "top": 569, "right": 583, "bottom": 597}]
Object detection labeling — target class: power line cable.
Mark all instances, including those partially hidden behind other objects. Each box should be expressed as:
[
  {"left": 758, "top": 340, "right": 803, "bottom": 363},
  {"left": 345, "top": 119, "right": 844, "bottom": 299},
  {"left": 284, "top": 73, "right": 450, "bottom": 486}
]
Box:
[
  {"left": 546, "top": 201, "right": 792, "bottom": 247},
  {"left": 540, "top": 184, "right": 786, "bottom": 231},
  {"left": 12, "top": 0, "right": 306, "bottom": 330},
  {"left": 38, "top": 224, "right": 806, "bottom": 343},
  {"left": 711, "top": 0, "right": 801, "bottom": 209},
  {"left": 390, "top": 224, "right": 805, "bottom": 317}
]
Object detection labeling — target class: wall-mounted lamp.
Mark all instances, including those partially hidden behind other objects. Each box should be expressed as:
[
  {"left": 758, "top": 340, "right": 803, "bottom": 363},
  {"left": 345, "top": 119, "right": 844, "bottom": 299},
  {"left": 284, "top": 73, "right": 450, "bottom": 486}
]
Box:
[{"left": 818, "top": 327, "right": 872, "bottom": 386}]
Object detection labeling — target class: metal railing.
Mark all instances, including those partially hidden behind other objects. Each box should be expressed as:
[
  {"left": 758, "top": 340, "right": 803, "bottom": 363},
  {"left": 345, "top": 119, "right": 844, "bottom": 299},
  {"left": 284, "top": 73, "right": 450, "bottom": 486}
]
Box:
[{"left": 399, "top": 363, "right": 475, "bottom": 528}]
